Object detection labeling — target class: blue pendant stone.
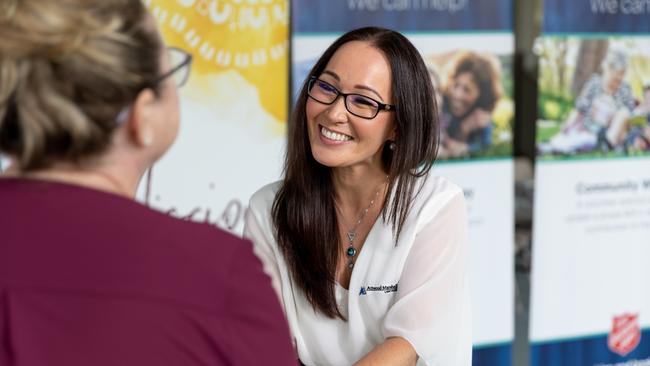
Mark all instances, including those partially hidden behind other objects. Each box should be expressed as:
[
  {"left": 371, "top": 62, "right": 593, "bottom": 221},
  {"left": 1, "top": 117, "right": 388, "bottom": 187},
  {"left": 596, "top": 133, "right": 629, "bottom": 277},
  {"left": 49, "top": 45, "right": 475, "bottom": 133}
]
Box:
[{"left": 346, "top": 247, "right": 357, "bottom": 257}]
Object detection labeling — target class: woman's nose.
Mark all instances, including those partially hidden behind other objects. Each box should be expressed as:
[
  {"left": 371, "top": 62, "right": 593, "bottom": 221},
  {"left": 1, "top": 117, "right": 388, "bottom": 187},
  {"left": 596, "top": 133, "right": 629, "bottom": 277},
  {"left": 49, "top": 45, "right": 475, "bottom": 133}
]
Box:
[{"left": 324, "top": 96, "right": 349, "bottom": 124}]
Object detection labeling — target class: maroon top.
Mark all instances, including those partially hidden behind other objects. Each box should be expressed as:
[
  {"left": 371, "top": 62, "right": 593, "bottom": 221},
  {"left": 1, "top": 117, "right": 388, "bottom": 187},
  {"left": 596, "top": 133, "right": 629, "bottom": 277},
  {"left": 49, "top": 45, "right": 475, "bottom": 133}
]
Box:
[{"left": 0, "top": 178, "right": 296, "bottom": 366}]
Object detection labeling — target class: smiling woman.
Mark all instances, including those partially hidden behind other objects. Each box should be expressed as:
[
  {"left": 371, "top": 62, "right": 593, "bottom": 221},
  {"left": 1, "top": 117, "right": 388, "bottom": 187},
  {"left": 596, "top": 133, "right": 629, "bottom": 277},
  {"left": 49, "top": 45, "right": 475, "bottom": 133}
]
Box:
[
  {"left": 306, "top": 41, "right": 397, "bottom": 169},
  {"left": 245, "top": 27, "right": 472, "bottom": 365}
]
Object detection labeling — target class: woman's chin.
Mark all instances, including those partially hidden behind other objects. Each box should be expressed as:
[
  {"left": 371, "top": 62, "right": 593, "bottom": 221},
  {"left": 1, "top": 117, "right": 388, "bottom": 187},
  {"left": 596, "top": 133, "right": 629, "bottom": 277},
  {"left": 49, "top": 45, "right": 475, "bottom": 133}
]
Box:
[
  {"left": 309, "top": 141, "right": 350, "bottom": 167},
  {"left": 311, "top": 152, "right": 346, "bottom": 168}
]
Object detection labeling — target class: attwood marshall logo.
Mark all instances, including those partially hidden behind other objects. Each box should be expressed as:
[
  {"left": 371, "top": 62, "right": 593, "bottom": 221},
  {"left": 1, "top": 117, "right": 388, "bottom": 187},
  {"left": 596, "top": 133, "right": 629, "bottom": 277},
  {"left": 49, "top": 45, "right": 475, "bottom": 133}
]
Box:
[
  {"left": 607, "top": 313, "right": 641, "bottom": 357},
  {"left": 359, "top": 284, "right": 398, "bottom": 296}
]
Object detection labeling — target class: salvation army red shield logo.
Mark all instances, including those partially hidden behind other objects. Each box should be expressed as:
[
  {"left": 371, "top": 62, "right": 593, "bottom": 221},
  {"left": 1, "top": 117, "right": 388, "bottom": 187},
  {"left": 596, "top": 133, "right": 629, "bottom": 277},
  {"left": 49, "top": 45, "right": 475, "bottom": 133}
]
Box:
[{"left": 608, "top": 313, "right": 641, "bottom": 357}]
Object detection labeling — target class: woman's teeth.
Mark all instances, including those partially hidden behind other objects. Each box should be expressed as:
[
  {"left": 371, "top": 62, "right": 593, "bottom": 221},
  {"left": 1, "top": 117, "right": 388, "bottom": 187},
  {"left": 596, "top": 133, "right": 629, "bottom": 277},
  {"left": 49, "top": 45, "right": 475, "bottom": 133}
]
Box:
[{"left": 321, "top": 126, "right": 352, "bottom": 142}]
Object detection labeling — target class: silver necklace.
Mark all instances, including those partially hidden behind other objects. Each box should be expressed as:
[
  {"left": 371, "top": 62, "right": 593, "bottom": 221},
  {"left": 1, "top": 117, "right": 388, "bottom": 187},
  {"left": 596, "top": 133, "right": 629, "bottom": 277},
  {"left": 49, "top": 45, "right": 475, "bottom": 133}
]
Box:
[{"left": 343, "top": 181, "right": 386, "bottom": 269}]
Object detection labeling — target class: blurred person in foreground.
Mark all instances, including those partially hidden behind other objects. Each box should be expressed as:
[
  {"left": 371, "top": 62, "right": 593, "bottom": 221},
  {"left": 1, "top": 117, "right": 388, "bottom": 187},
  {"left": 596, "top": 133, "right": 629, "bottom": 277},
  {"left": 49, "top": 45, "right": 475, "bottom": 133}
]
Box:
[{"left": 0, "top": 0, "right": 295, "bottom": 365}]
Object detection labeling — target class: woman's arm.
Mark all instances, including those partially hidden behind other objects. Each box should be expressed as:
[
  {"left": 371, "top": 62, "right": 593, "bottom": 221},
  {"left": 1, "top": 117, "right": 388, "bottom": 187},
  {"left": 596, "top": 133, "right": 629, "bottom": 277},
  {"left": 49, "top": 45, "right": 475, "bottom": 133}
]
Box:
[
  {"left": 379, "top": 187, "right": 471, "bottom": 365},
  {"left": 354, "top": 337, "right": 417, "bottom": 366}
]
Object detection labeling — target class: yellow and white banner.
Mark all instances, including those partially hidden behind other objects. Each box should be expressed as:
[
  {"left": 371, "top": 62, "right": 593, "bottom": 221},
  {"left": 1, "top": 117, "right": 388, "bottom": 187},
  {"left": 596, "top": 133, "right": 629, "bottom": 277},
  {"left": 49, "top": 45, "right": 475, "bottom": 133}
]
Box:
[{"left": 138, "top": 0, "right": 289, "bottom": 233}]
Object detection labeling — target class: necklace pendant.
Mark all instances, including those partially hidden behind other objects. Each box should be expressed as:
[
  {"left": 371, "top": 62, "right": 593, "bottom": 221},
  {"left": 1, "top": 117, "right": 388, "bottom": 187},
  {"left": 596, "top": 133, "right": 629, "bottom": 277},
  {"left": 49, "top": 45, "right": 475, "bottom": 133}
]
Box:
[
  {"left": 346, "top": 246, "right": 357, "bottom": 257},
  {"left": 348, "top": 261, "right": 354, "bottom": 269},
  {"left": 347, "top": 231, "right": 356, "bottom": 243}
]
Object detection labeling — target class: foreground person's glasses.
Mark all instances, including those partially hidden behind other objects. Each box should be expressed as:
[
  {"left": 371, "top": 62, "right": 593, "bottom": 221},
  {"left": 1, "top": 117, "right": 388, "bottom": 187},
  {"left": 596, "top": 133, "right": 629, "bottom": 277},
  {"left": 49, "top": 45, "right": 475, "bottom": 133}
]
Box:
[
  {"left": 151, "top": 46, "right": 193, "bottom": 88},
  {"left": 116, "top": 47, "right": 193, "bottom": 125}
]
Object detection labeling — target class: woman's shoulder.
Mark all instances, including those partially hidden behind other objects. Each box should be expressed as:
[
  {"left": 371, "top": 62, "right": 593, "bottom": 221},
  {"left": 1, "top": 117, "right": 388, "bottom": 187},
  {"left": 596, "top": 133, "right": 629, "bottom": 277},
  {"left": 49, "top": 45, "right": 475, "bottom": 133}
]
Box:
[
  {"left": 417, "top": 172, "right": 464, "bottom": 200},
  {"left": 408, "top": 172, "right": 466, "bottom": 223},
  {"left": 248, "top": 180, "right": 282, "bottom": 214}
]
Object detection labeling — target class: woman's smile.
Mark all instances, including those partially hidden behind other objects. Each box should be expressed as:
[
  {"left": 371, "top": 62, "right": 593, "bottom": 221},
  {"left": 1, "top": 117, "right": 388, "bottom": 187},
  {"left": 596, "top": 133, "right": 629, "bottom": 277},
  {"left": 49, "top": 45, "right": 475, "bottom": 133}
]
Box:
[{"left": 319, "top": 124, "right": 354, "bottom": 144}]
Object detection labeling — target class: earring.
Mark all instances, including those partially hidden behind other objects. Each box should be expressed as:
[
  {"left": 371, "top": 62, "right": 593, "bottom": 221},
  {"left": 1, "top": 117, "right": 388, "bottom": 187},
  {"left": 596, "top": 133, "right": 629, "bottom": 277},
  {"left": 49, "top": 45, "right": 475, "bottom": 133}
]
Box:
[
  {"left": 389, "top": 141, "right": 397, "bottom": 151},
  {"left": 142, "top": 134, "right": 153, "bottom": 147}
]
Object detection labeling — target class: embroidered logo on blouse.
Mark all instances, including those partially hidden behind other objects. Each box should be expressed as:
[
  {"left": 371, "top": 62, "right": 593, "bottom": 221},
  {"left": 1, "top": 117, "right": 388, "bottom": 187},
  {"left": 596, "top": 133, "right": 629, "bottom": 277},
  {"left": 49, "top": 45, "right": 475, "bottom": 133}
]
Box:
[{"left": 359, "top": 284, "right": 398, "bottom": 296}]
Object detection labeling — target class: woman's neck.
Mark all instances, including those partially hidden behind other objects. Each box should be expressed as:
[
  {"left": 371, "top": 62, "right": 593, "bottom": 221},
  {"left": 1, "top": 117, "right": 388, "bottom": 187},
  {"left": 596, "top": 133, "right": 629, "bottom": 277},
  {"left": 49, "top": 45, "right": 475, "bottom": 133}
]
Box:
[
  {"left": 8, "top": 162, "right": 140, "bottom": 199},
  {"left": 332, "top": 165, "right": 389, "bottom": 213}
]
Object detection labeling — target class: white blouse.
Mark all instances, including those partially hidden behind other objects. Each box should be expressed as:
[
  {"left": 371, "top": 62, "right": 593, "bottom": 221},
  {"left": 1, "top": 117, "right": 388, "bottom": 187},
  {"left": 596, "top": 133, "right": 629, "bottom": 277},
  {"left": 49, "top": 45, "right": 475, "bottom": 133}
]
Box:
[{"left": 244, "top": 174, "right": 472, "bottom": 366}]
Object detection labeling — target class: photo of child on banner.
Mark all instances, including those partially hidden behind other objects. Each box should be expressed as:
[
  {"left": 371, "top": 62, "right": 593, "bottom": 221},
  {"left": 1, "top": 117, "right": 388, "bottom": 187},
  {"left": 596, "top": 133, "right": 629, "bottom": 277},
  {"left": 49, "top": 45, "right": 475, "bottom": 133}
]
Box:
[{"left": 537, "top": 37, "right": 650, "bottom": 157}]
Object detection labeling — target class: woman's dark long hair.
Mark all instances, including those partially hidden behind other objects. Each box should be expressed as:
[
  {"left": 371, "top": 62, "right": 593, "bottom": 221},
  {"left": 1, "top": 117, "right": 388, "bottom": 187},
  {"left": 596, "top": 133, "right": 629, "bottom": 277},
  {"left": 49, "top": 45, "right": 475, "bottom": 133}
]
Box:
[{"left": 272, "top": 27, "right": 439, "bottom": 319}]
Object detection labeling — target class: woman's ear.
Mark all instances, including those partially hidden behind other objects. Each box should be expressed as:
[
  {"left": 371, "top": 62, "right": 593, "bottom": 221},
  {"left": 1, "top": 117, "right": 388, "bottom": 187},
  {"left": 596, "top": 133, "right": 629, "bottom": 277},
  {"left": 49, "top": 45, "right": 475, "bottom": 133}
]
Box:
[
  {"left": 388, "top": 125, "right": 397, "bottom": 141},
  {"left": 127, "top": 88, "right": 156, "bottom": 148}
]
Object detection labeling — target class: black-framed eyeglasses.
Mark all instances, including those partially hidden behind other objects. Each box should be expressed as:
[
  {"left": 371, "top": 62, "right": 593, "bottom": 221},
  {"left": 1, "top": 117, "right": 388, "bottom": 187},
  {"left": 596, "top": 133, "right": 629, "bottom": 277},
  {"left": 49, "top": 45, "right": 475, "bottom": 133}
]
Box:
[
  {"left": 307, "top": 77, "right": 395, "bottom": 119},
  {"left": 115, "top": 47, "right": 193, "bottom": 125},
  {"left": 150, "top": 46, "right": 193, "bottom": 88}
]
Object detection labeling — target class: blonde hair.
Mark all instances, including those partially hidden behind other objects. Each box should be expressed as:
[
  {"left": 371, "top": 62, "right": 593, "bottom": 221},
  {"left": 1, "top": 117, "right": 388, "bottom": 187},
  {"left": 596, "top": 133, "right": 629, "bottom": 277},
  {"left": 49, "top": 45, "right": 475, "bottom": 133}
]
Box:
[{"left": 0, "top": 0, "right": 162, "bottom": 170}]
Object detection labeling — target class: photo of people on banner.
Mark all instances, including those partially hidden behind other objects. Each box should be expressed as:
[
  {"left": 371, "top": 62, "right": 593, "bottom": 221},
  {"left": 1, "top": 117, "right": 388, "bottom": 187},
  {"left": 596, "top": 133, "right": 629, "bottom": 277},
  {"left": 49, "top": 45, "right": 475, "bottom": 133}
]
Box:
[
  {"left": 426, "top": 50, "right": 512, "bottom": 159},
  {"left": 537, "top": 37, "right": 650, "bottom": 158},
  {"left": 294, "top": 42, "right": 513, "bottom": 161}
]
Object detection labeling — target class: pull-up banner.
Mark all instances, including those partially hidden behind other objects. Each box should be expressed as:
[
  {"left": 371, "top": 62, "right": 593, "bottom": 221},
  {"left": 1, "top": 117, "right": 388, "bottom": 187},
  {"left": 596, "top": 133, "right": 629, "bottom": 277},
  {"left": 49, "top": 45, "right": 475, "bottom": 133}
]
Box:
[
  {"left": 531, "top": 0, "right": 650, "bottom": 365},
  {"left": 292, "top": 1, "right": 515, "bottom": 365},
  {"left": 138, "top": 0, "right": 289, "bottom": 233}
]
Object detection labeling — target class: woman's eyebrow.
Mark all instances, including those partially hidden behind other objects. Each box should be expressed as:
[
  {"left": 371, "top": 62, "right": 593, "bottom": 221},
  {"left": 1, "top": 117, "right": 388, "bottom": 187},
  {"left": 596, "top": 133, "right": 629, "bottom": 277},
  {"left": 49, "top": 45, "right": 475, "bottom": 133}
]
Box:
[
  {"left": 322, "top": 70, "right": 340, "bottom": 81},
  {"left": 321, "top": 70, "right": 384, "bottom": 101},
  {"left": 354, "top": 84, "right": 384, "bottom": 101}
]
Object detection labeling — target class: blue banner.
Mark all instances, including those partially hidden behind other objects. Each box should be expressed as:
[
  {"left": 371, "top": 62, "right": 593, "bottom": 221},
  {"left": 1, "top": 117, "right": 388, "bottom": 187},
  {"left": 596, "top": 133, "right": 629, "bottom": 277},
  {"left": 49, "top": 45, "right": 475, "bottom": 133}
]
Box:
[
  {"left": 292, "top": 0, "right": 512, "bottom": 33},
  {"left": 532, "top": 329, "right": 650, "bottom": 366},
  {"left": 543, "top": 0, "right": 650, "bottom": 34},
  {"left": 473, "top": 344, "right": 512, "bottom": 365}
]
